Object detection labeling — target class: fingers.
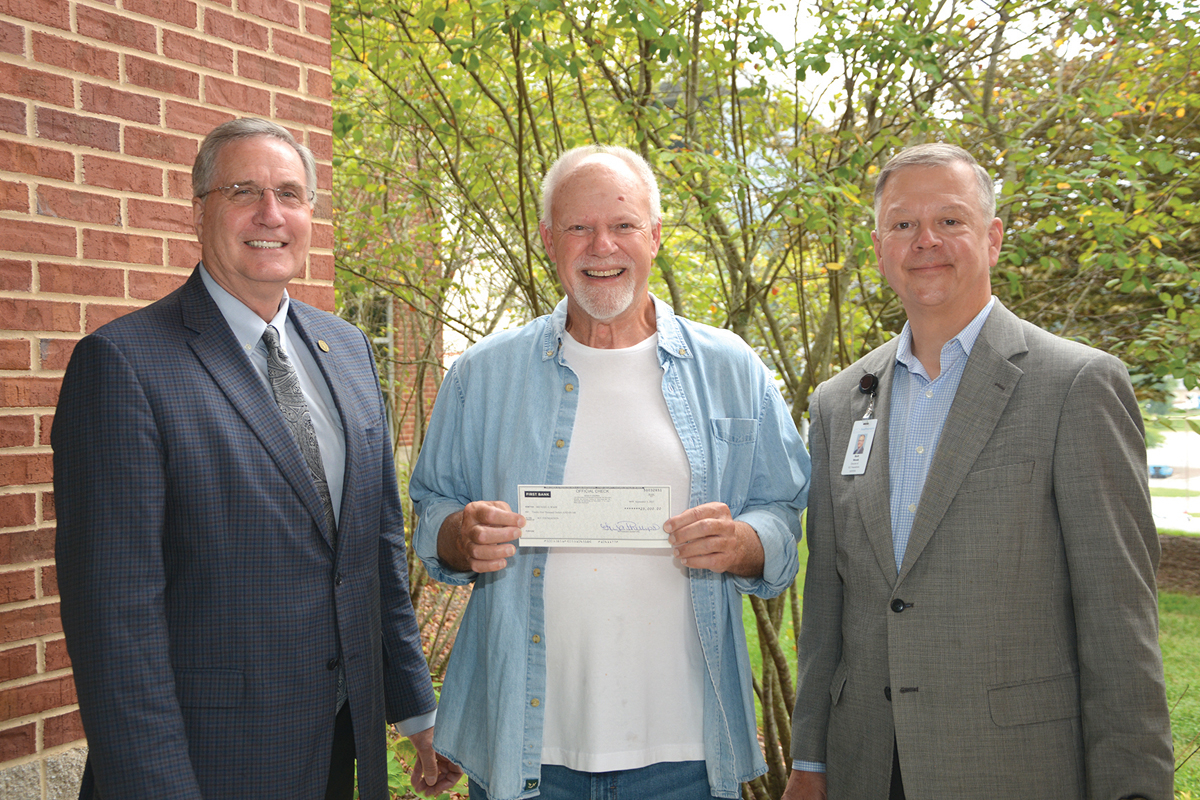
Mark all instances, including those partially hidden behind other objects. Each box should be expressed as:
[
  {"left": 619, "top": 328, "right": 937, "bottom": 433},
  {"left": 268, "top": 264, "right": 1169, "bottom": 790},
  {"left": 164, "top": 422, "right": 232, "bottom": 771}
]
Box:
[
  {"left": 665, "top": 503, "right": 764, "bottom": 577},
  {"left": 439, "top": 500, "right": 525, "bottom": 574}
]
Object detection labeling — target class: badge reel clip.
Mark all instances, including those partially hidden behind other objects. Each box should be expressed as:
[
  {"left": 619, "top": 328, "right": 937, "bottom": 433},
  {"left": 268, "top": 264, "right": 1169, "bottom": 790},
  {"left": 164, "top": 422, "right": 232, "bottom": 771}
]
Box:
[{"left": 841, "top": 373, "right": 879, "bottom": 476}]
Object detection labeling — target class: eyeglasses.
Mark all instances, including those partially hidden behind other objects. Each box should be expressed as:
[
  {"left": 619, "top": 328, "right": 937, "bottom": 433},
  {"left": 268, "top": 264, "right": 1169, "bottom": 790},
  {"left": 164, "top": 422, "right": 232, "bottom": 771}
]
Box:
[{"left": 199, "top": 183, "right": 315, "bottom": 208}]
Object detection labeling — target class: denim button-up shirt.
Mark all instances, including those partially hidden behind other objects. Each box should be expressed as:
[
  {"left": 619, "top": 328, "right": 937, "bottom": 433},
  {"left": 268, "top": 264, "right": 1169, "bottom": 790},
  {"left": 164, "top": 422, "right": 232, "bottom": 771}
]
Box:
[{"left": 410, "top": 296, "right": 811, "bottom": 800}]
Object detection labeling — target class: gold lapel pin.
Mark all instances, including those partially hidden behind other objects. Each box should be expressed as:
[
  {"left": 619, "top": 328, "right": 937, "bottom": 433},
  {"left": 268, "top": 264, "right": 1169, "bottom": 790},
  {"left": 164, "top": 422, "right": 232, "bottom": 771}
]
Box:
[{"left": 318, "top": 339, "right": 330, "bottom": 352}]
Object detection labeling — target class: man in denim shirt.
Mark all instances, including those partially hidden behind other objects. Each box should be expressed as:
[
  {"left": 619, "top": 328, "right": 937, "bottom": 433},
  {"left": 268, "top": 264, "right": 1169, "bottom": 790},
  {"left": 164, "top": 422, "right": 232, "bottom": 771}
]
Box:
[{"left": 409, "top": 145, "right": 811, "bottom": 800}]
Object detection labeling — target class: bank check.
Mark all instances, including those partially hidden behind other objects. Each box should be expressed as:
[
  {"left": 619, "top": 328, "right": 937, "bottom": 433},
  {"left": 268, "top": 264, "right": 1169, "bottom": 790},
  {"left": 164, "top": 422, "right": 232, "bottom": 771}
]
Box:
[{"left": 517, "top": 485, "right": 671, "bottom": 548}]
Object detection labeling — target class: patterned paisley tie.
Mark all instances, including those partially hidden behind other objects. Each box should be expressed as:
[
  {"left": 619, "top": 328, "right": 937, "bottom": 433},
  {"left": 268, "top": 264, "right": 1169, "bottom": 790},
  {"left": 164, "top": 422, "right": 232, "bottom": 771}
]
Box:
[{"left": 261, "top": 325, "right": 337, "bottom": 545}]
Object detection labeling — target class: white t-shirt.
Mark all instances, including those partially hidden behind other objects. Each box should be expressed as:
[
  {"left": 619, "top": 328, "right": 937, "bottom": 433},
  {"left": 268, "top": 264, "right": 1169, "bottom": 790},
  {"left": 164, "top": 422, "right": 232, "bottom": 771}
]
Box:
[{"left": 540, "top": 331, "right": 707, "bottom": 772}]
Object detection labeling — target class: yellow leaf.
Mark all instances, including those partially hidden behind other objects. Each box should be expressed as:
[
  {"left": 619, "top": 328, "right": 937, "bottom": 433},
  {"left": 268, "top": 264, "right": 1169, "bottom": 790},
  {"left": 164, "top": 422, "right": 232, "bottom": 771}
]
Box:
[
  {"left": 1178, "top": 108, "right": 1187, "bottom": 118},
  {"left": 1056, "top": 182, "right": 1071, "bottom": 190},
  {"left": 1150, "top": 235, "right": 1162, "bottom": 249},
  {"left": 825, "top": 261, "right": 844, "bottom": 271}
]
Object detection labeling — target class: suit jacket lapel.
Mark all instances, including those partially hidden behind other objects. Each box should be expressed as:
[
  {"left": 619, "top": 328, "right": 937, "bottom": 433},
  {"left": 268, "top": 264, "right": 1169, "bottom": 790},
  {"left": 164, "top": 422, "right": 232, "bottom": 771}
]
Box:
[
  {"left": 896, "top": 302, "right": 1028, "bottom": 584},
  {"left": 180, "top": 270, "right": 333, "bottom": 543},
  {"left": 289, "top": 303, "right": 368, "bottom": 547},
  {"left": 851, "top": 344, "right": 902, "bottom": 586}
]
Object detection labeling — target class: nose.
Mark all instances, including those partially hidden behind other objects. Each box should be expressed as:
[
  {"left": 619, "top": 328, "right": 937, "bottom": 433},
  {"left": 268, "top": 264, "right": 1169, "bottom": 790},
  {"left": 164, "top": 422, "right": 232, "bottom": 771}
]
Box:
[
  {"left": 913, "top": 224, "right": 942, "bottom": 250},
  {"left": 252, "top": 189, "right": 285, "bottom": 224},
  {"left": 589, "top": 226, "right": 617, "bottom": 256}
]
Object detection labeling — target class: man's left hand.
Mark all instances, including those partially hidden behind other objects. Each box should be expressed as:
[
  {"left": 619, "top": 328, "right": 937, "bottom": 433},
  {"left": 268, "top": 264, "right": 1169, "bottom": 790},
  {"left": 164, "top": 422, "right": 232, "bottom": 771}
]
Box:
[
  {"left": 406, "top": 726, "right": 464, "bottom": 796},
  {"left": 664, "top": 502, "right": 764, "bottom": 578}
]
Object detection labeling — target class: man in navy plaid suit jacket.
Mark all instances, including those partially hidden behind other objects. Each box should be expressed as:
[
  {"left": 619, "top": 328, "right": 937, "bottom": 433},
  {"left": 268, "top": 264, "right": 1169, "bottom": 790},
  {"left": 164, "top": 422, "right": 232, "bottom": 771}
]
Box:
[{"left": 53, "top": 118, "right": 460, "bottom": 799}]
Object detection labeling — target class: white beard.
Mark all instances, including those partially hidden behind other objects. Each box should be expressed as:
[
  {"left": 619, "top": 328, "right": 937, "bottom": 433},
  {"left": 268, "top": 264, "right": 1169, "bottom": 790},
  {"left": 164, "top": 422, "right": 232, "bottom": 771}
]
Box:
[{"left": 570, "top": 257, "right": 638, "bottom": 321}]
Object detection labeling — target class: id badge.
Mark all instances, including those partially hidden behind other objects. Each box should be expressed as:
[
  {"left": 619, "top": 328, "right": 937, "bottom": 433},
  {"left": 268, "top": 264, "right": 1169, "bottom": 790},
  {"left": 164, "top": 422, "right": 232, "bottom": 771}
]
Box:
[{"left": 841, "top": 418, "right": 878, "bottom": 476}]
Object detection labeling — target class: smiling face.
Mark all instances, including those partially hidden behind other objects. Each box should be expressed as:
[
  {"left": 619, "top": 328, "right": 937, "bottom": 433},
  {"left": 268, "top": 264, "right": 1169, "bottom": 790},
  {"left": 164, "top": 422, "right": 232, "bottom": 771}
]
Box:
[
  {"left": 872, "top": 161, "right": 1002, "bottom": 330},
  {"left": 192, "top": 136, "right": 313, "bottom": 321},
  {"left": 539, "top": 155, "right": 661, "bottom": 340}
]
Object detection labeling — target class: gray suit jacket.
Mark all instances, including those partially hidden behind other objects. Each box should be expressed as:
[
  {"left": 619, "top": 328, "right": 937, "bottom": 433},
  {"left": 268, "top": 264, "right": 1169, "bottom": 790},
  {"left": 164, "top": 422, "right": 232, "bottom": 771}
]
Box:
[{"left": 791, "top": 301, "right": 1173, "bottom": 798}]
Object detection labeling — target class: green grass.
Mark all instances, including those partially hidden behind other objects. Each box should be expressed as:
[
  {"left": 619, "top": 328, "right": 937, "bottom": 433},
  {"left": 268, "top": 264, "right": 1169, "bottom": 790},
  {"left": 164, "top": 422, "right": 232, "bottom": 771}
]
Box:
[
  {"left": 746, "top": 548, "right": 1200, "bottom": 797},
  {"left": 1153, "top": 488, "right": 1200, "bottom": 498}
]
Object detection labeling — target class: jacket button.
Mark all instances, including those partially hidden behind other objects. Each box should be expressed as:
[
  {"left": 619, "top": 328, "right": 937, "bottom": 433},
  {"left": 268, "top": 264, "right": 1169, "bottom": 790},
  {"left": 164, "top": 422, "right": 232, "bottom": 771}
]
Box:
[
  {"left": 327, "top": 657, "right": 340, "bottom": 671},
  {"left": 334, "top": 573, "right": 343, "bottom": 586},
  {"left": 890, "top": 598, "right": 907, "bottom": 612},
  {"left": 884, "top": 686, "right": 892, "bottom": 701}
]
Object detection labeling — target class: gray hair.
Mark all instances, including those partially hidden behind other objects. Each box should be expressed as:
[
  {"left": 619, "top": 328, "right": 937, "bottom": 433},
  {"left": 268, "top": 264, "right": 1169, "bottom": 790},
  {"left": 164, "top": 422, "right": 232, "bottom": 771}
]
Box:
[
  {"left": 874, "top": 143, "right": 996, "bottom": 221},
  {"left": 192, "top": 118, "right": 317, "bottom": 199},
  {"left": 540, "top": 145, "right": 661, "bottom": 228}
]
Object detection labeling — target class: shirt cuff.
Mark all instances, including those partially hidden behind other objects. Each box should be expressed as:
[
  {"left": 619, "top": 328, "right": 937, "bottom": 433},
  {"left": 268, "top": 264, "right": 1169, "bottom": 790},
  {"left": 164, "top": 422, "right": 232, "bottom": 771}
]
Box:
[
  {"left": 792, "top": 760, "right": 826, "bottom": 773},
  {"left": 393, "top": 708, "right": 437, "bottom": 737}
]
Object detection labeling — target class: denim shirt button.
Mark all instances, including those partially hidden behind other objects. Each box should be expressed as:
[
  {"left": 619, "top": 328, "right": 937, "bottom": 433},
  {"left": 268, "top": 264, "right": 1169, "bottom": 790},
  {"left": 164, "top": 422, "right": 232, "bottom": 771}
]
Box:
[
  {"left": 565, "top": 383, "right": 574, "bottom": 392},
  {"left": 532, "top": 634, "right": 540, "bottom": 644},
  {"left": 533, "top": 568, "right": 541, "bottom": 577},
  {"left": 530, "top": 698, "right": 540, "bottom": 707},
  {"left": 555, "top": 439, "right": 565, "bottom": 448}
]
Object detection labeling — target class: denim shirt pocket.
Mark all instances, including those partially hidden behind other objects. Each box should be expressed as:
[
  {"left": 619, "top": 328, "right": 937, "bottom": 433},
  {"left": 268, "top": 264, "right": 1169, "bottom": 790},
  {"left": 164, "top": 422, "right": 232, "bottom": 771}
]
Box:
[{"left": 709, "top": 417, "right": 759, "bottom": 513}]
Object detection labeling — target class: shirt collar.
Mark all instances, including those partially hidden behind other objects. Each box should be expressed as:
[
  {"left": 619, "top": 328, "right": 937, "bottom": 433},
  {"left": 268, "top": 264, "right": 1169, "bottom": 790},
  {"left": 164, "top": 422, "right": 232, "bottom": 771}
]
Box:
[
  {"left": 542, "top": 293, "right": 689, "bottom": 361},
  {"left": 198, "top": 263, "right": 292, "bottom": 353},
  {"left": 895, "top": 295, "right": 996, "bottom": 376}
]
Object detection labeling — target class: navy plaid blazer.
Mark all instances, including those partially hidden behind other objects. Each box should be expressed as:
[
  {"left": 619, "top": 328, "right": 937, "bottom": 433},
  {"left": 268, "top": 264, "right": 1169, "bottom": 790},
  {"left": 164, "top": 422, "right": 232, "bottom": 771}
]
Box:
[{"left": 53, "top": 268, "right": 436, "bottom": 799}]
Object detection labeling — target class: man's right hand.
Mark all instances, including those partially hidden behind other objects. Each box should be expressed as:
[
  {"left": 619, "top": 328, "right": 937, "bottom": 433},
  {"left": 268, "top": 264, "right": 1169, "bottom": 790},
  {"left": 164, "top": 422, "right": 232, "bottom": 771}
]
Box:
[
  {"left": 780, "top": 770, "right": 827, "bottom": 800},
  {"left": 437, "top": 500, "right": 524, "bottom": 573}
]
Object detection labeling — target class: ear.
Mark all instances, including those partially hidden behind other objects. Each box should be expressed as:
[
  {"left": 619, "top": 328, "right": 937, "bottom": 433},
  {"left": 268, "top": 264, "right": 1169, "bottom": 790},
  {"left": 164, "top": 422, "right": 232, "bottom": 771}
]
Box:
[
  {"left": 192, "top": 196, "right": 206, "bottom": 241},
  {"left": 649, "top": 219, "right": 662, "bottom": 257},
  {"left": 539, "top": 220, "right": 556, "bottom": 262},
  {"left": 987, "top": 217, "right": 1004, "bottom": 267}
]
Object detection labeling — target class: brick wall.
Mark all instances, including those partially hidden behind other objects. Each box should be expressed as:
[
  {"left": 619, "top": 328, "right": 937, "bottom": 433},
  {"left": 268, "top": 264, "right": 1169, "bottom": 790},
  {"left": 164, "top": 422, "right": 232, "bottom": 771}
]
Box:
[{"left": 0, "top": 0, "right": 333, "bottom": 796}]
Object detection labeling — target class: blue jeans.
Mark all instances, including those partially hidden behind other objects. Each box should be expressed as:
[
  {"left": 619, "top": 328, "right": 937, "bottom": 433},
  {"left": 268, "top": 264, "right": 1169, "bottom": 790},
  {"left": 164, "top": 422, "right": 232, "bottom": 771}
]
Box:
[{"left": 468, "top": 761, "right": 718, "bottom": 800}]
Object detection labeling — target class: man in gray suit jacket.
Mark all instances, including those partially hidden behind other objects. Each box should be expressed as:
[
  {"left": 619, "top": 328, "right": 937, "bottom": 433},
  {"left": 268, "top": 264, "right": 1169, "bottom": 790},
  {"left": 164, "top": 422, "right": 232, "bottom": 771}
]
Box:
[
  {"left": 784, "top": 144, "right": 1173, "bottom": 799},
  {"left": 54, "top": 119, "right": 460, "bottom": 799}
]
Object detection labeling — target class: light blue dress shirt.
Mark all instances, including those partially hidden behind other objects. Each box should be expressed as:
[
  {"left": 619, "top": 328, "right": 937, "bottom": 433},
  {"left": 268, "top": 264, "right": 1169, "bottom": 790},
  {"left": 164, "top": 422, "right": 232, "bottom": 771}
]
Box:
[{"left": 409, "top": 295, "right": 811, "bottom": 800}]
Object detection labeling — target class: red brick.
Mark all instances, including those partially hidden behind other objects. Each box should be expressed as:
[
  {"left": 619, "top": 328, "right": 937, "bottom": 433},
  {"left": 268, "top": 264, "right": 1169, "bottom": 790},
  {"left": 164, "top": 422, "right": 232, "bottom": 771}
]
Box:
[
  {"left": 238, "top": 51, "right": 300, "bottom": 89},
  {"left": 168, "top": 169, "right": 194, "bottom": 201},
  {"left": 38, "top": 339, "right": 76, "bottom": 371},
  {"left": 0, "top": 177, "right": 27, "bottom": 212},
  {"left": 203, "top": 75, "right": 270, "bottom": 115},
  {"left": 205, "top": 8, "right": 268, "bottom": 50},
  {"left": 0, "top": 672, "right": 74, "bottom": 715},
  {"left": 287, "top": 281, "right": 333, "bottom": 311},
  {"left": 123, "top": 0, "right": 197, "bottom": 28},
  {"left": 41, "top": 565, "right": 57, "bottom": 598},
  {"left": 82, "top": 230, "right": 163, "bottom": 266},
  {"left": 0, "top": 418, "right": 35, "bottom": 449},
  {"left": 128, "top": 198, "right": 193, "bottom": 234},
  {"left": 39, "top": 263, "right": 125, "bottom": 298},
  {"left": 44, "top": 637, "right": 70, "bottom": 671},
  {"left": 81, "top": 83, "right": 161, "bottom": 125},
  {"left": 242, "top": 0, "right": 299, "bottom": 27},
  {"left": 310, "top": 252, "right": 333, "bottom": 282},
  {"left": 40, "top": 489, "right": 54, "bottom": 519},
  {"left": 44, "top": 709, "right": 85, "bottom": 748},
  {"left": 0, "top": 723, "right": 35, "bottom": 760},
  {"left": 278, "top": 94, "right": 331, "bottom": 128},
  {"left": 77, "top": 5, "right": 156, "bottom": 53},
  {"left": 0, "top": 97, "right": 25, "bottom": 134},
  {"left": 36, "top": 108, "right": 120, "bottom": 153},
  {"left": 305, "top": 6, "right": 331, "bottom": 38},
  {"left": 0, "top": 299, "right": 79, "bottom": 333},
  {"left": 168, "top": 238, "right": 201, "bottom": 268},
  {"left": 126, "top": 55, "right": 200, "bottom": 99},
  {"left": 85, "top": 304, "right": 141, "bottom": 332},
  {"left": 0, "top": 492, "right": 35, "bottom": 528},
  {"left": 0, "top": 260, "right": 32, "bottom": 291},
  {"left": 0, "top": 453, "right": 53, "bottom": 487},
  {"left": 36, "top": 187, "right": 121, "bottom": 226},
  {"left": 0, "top": 62, "right": 72, "bottom": 108},
  {"left": 307, "top": 68, "right": 332, "bottom": 101},
  {"left": 82, "top": 154, "right": 162, "bottom": 195},
  {"left": 307, "top": 130, "right": 331, "bottom": 161},
  {"left": 32, "top": 32, "right": 119, "bottom": 80},
  {"left": 0, "top": 140, "right": 73, "bottom": 181},
  {"left": 162, "top": 30, "right": 233, "bottom": 74},
  {"left": 0, "top": 0, "right": 69, "bottom": 30},
  {"left": 0, "top": 18, "right": 23, "bottom": 56},
  {"left": 123, "top": 127, "right": 196, "bottom": 167},
  {"left": 0, "top": 377, "right": 62, "bottom": 408},
  {"left": 312, "top": 220, "right": 333, "bottom": 250},
  {"left": 0, "top": 570, "right": 36, "bottom": 603},
  {"left": 0, "top": 341, "right": 31, "bottom": 371},
  {"left": 130, "top": 269, "right": 188, "bottom": 301},
  {"left": 0, "top": 529, "right": 55, "bottom": 565},
  {"left": 316, "top": 162, "right": 332, "bottom": 191},
  {"left": 0, "top": 220, "right": 76, "bottom": 257},
  {"left": 0, "top": 645, "right": 36, "bottom": 682},
  {"left": 164, "top": 101, "right": 234, "bottom": 138},
  {"left": 274, "top": 29, "right": 330, "bottom": 67}
]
